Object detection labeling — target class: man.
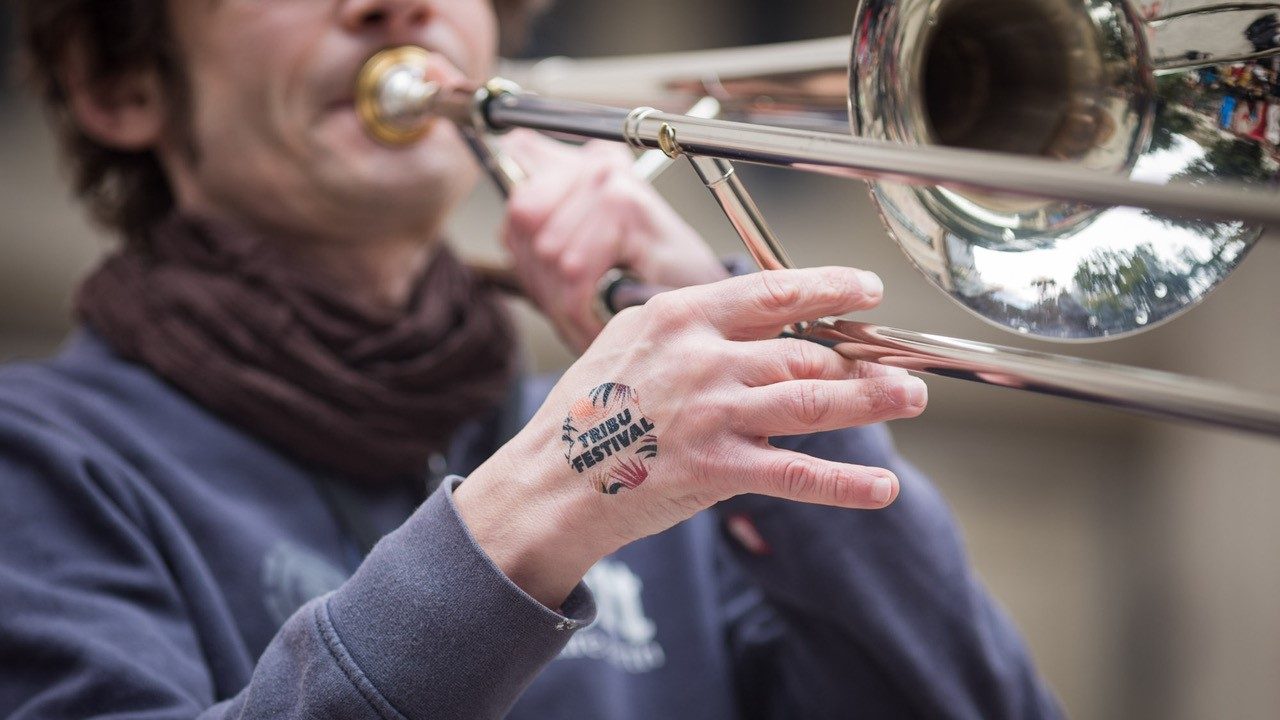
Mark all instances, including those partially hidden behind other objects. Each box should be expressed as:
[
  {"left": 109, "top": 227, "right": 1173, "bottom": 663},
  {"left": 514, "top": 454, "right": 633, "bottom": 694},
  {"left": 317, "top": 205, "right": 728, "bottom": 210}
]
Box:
[{"left": 2, "top": 0, "right": 1062, "bottom": 717}]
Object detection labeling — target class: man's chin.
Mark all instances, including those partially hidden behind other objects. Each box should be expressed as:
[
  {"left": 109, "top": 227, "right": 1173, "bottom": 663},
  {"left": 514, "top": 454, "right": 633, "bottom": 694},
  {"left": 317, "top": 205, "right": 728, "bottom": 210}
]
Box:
[
  {"left": 307, "top": 126, "right": 468, "bottom": 203},
  {"left": 303, "top": 165, "right": 472, "bottom": 238}
]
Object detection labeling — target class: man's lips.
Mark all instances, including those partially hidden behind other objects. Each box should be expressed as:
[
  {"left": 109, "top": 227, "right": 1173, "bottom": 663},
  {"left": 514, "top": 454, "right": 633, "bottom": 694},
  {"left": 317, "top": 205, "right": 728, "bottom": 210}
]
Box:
[{"left": 322, "top": 48, "right": 468, "bottom": 114}]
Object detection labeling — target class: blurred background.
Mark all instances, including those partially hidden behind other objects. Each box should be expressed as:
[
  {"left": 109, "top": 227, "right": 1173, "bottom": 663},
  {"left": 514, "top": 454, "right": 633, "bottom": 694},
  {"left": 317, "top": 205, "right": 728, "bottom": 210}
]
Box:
[{"left": 2, "top": 1, "right": 1278, "bottom": 717}]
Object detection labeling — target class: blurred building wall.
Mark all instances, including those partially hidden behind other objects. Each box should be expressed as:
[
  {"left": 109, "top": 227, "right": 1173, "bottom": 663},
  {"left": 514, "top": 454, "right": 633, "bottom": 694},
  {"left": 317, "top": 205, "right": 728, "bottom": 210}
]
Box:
[{"left": 2, "top": 2, "right": 1278, "bottom": 718}]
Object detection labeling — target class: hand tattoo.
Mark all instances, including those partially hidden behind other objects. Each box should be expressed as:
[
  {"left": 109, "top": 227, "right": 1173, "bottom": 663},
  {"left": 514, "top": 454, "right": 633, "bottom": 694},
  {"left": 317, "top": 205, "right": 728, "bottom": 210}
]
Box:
[{"left": 562, "top": 382, "right": 659, "bottom": 494}]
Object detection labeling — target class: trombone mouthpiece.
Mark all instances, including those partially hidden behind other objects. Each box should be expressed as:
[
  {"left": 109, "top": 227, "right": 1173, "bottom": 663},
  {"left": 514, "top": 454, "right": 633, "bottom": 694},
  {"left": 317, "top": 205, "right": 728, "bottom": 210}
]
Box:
[{"left": 355, "top": 46, "right": 440, "bottom": 145}]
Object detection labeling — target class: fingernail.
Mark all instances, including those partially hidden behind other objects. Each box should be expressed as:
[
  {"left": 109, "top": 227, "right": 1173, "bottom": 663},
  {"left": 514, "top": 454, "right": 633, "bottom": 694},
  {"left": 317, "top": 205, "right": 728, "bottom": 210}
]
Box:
[
  {"left": 856, "top": 270, "right": 883, "bottom": 297},
  {"left": 902, "top": 377, "right": 928, "bottom": 408},
  {"left": 871, "top": 473, "right": 895, "bottom": 505}
]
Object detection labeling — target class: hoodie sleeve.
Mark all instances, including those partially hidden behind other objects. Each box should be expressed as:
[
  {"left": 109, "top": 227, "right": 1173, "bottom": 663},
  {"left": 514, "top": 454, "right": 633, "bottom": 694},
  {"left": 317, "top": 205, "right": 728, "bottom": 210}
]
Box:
[
  {"left": 0, "top": 406, "right": 593, "bottom": 720},
  {"left": 715, "top": 424, "right": 1064, "bottom": 720}
]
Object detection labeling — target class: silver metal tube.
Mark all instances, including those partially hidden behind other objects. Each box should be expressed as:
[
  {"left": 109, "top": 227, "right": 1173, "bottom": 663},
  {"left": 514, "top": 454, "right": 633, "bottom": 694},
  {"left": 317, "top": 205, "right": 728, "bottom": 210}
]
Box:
[
  {"left": 461, "top": 130, "right": 525, "bottom": 199},
  {"left": 502, "top": 36, "right": 850, "bottom": 109},
  {"left": 813, "top": 320, "right": 1280, "bottom": 437},
  {"left": 485, "top": 92, "right": 1280, "bottom": 228},
  {"left": 500, "top": 36, "right": 851, "bottom": 134},
  {"left": 632, "top": 98, "right": 723, "bottom": 183},
  {"left": 686, "top": 156, "right": 793, "bottom": 272}
]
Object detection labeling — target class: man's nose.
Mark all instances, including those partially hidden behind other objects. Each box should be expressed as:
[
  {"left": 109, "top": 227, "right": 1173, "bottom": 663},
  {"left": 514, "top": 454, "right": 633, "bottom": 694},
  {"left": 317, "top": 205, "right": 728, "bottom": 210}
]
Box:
[{"left": 339, "top": 0, "right": 433, "bottom": 36}]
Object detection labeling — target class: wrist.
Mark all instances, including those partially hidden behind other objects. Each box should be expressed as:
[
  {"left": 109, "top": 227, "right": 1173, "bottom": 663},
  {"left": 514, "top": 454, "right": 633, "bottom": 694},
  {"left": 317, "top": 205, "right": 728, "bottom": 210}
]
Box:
[{"left": 454, "top": 428, "right": 617, "bottom": 609}]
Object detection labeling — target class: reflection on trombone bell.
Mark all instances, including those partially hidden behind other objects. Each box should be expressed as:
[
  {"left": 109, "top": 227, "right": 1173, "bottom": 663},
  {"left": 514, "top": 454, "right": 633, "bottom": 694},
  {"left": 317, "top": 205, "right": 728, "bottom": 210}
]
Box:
[{"left": 353, "top": 0, "right": 1280, "bottom": 438}]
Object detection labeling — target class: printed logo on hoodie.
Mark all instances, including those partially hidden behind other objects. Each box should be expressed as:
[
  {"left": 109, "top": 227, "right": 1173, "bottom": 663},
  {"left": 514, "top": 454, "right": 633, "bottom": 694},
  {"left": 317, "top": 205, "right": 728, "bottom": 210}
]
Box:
[{"left": 560, "top": 559, "right": 666, "bottom": 673}]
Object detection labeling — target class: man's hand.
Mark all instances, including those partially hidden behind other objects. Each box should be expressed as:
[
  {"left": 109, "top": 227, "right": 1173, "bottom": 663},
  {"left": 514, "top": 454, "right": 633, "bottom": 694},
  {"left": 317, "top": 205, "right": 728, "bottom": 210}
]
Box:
[
  {"left": 499, "top": 130, "right": 730, "bottom": 352},
  {"left": 455, "top": 267, "right": 927, "bottom": 608}
]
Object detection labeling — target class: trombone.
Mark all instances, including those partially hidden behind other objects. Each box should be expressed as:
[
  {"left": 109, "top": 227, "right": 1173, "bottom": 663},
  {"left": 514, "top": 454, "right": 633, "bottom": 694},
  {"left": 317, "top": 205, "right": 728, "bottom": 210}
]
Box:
[{"left": 353, "top": 0, "right": 1280, "bottom": 437}]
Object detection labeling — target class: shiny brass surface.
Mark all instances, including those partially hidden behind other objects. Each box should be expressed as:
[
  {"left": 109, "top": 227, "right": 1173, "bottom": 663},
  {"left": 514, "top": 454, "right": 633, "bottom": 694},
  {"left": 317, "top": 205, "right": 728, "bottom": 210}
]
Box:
[
  {"left": 852, "top": 0, "right": 1276, "bottom": 340},
  {"left": 355, "top": 46, "right": 437, "bottom": 145},
  {"left": 657, "top": 124, "right": 682, "bottom": 158}
]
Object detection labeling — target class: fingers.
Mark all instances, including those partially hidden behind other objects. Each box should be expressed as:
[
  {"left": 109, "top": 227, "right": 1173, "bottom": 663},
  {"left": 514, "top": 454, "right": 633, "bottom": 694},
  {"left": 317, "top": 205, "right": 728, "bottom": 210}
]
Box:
[
  {"left": 499, "top": 129, "right": 587, "bottom": 170},
  {"left": 853, "top": 361, "right": 911, "bottom": 379},
  {"left": 734, "top": 337, "right": 897, "bottom": 386},
  {"left": 550, "top": 210, "right": 623, "bottom": 345},
  {"left": 504, "top": 139, "right": 636, "bottom": 271},
  {"left": 504, "top": 159, "right": 596, "bottom": 242},
  {"left": 677, "top": 267, "right": 884, "bottom": 340},
  {"left": 738, "top": 375, "right": 927, "bottom": 437},
  {"left": 735, "top": 445, "right": 899, "bottom": 509},
  {"left": 502, "top": 132, "right": 632, "bottom": 180},
  {"left": 527, "top": 165, "right": 612, "bottom": 265}
]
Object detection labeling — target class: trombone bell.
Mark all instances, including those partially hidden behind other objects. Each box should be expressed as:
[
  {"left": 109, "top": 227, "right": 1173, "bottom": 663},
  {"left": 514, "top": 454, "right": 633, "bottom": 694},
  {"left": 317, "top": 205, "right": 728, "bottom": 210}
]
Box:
[{"left": 852, "top": 0, "right": 1271, "bottom": 340}]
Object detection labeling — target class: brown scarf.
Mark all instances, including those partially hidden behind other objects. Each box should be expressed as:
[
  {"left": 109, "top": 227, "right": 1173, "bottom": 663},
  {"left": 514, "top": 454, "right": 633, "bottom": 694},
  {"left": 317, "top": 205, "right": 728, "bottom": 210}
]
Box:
[{"left": 77, "top": 214, "right": 516, "bottom": 485}]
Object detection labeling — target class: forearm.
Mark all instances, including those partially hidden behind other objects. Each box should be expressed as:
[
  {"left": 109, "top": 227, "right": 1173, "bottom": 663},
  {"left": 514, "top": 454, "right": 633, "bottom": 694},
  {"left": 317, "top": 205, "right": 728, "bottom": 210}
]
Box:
[{"left": 203, "top": 479, "right": 595, "bottom": 720}]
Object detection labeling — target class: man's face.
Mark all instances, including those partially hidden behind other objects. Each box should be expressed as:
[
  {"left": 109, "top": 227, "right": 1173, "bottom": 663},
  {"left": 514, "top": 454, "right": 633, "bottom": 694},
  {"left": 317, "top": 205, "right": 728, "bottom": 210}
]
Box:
[{"left": 163, "top": 0, "right": 498, "bottom": 243}]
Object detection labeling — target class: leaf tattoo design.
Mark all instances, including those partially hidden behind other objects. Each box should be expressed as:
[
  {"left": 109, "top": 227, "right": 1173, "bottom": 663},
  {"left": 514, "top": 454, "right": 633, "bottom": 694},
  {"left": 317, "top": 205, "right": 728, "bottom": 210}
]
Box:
[
  {"left": 561, "top": 418, "right": 579, "bottom": 460},
  {"left": 636, "top": 434, "right": 658, "bottom": 460},
  {"left": 609, "top": 458, "right": 650, "bottom": 490},
  {"left": 589, "top": 382, "right": 634, "bottom": 408}
]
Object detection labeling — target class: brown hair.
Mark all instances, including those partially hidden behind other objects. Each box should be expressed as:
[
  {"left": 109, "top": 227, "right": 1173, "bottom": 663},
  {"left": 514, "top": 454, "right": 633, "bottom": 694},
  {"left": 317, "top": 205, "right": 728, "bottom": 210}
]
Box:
[
  {"left": 18, "top": 0, "right": 186, "bottom": 246},
  {"left": 16, "top": 0, "right": 548, "bottom": 247}
]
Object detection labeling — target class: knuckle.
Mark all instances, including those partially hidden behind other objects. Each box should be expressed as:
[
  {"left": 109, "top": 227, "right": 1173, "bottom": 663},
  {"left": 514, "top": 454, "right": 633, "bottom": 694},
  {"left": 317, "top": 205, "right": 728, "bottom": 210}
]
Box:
[
  {"left": 641, "top": 292, "right": 675, "bottom": 317},
  {"left": 897, "top": 379, "right": 928, "bottom": 415},
  {"left": 586, "top": 140, "right": 633, "bottom": 165},
  {"left": 709, "top": 390, "right": 741, "bottom": 424},
  {"left": 609, "top": 304, "right": 645, "bottom": 330},
  {"left": 827, "top": 470, "right": 866, "bottom": 506},
  {"left": 621, "top": 298, "right": 680, "bottom": 341},
  {"left": 505, "top": 189, "right": 541, "bottom": 227},
  {"left": 887, "top": 379, "right": 915, "bottom": 409},
  {"left": 558, "top": 255, "right": 587, "bottom": 282},
  {"left": 827, "top": 266, "right": 883, "bottom": 307},
  {"left": 777, "top": 456, "right": 817, "bottom": 499},
  {"left": 791, "top": 383, "right": 830, "bottom": 426},
  {"left": 644, "top": 291, "right": 691, "bottom": 328},
  {"left": 871, "top": 378, "right": 924, "bottom": 414},
  {"left": 533, "top": 236, "right": 561, "bottom": 264},
  {"left": 863, "top": 379, "right": 894, "bottom": 412},
  {"left": 599, "top": 176, "right": 639, "bottom": 210},
  {"left": 783, "top": 341, "right": 823, "bottom": 379},
  {"left": 814, "top": 268, "right": 852, "bottom": 306},
  {"left": 781, "top": 460, "right": 859, "bottom": 506},
  {"left": 757, "top": 272, "right": 803, "bottom": 313},
  {"left": 504, "top": 207, "right": 537, "bottom": 238}
]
